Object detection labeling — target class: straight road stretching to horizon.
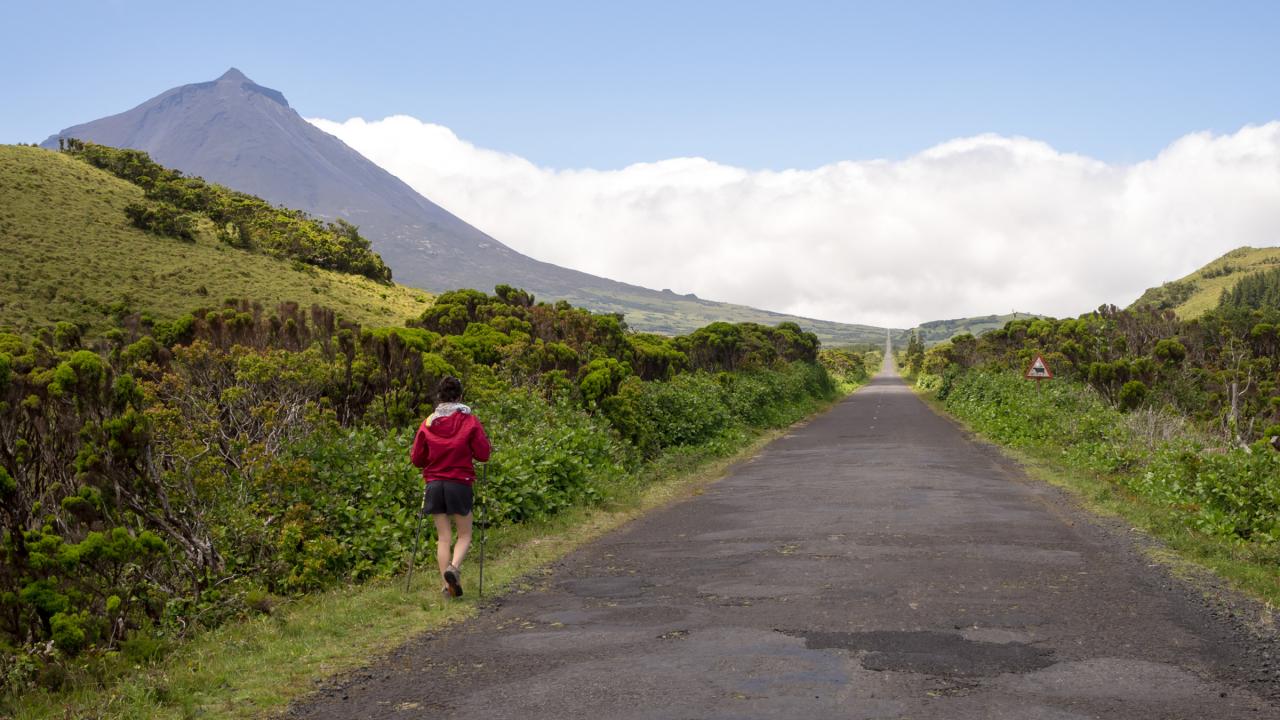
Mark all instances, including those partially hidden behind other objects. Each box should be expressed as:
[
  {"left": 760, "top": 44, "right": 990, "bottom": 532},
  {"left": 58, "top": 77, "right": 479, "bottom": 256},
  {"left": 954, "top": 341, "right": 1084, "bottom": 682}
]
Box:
[{"left": 291, "top": 356, "right": 1279, "bottom": 719}]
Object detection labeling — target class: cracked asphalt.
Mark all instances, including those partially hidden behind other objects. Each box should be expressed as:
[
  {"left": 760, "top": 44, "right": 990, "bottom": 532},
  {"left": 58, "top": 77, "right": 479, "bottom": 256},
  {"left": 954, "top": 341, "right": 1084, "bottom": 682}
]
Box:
[{"left": 290, "top": 359, "right": 1280, "bottom": 719}]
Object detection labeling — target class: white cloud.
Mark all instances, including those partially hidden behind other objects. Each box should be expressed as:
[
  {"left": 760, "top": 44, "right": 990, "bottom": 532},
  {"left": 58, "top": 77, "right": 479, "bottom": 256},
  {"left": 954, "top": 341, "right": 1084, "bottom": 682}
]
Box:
[{"left": 309, "top": 115, "right": 1280, "bottom": 328}]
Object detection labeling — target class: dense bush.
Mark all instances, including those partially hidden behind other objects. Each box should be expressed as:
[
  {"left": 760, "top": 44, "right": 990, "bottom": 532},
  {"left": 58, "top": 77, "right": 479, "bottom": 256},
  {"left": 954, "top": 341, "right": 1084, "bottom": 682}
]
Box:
[
  {"left": 481, "top": 390, "right": 628, "bottom": 523},
  {"left": 941, "top": 368, "right": 1280, "bottom": 546},
  {"left": 818, "top": 347, "right": 881, "bottom": 389},
  {"left": 922, "top": 303, "right": 1280, "bottom": 446},
  {"left": 1136, "top": 443, "right": 1280, "bottom": 542},
  {"left": 915, "top": 291, "right": 1280, "bottom": 585},
  {"left": 637, "top": 373, "right": 735, "bottom": 448},
  {"left": 122, "top": 201, "right": 196, "bottom": 242},
  {"left": 0, "top": 285, "right": 840, "bottom": 698}
]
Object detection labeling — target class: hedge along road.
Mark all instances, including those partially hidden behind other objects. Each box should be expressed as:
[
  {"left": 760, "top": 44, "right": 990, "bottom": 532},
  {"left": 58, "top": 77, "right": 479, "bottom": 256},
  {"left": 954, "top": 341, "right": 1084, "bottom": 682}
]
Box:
[{"left": 289, "top": 356, "right": 1280, "bottom": 719}]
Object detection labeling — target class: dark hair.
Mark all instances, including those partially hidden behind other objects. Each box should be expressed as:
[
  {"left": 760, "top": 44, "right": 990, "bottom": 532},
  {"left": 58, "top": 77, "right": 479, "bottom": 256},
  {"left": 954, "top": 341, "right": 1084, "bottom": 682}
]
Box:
[{"left": 436, "top": 376, "right": 463, "bottom": 403}]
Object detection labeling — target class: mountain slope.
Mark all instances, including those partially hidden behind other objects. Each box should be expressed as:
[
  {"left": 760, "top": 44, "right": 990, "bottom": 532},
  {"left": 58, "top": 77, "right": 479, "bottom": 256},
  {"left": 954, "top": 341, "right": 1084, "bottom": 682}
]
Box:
[
  {"left": 913, "top": 312, "right": 1041, "bottom": 344},
  {"left": 0, "top": 145, "right": 431, "bottom": 335},
  {"left": 1129, "top": 246, "right": 1280, "bottom": 318},
  {"left": 43, "top": 69, "right": 514, "bottom": 290},
  {"left": 41, "top": 69, "right": 893, "bottom": 345}
]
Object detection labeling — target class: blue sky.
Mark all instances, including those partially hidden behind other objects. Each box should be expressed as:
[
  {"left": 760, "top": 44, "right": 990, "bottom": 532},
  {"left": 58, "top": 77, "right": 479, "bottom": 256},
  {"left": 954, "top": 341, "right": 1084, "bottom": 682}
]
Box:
[{"left": 5, "top": 0, "right": 1280, "bottom": 170}]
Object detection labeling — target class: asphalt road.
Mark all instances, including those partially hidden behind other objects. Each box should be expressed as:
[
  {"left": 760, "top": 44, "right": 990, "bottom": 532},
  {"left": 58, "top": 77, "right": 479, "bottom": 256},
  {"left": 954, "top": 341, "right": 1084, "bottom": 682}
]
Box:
[{"left": 291, "top": 359, "right": 1280, "bottom": 719}]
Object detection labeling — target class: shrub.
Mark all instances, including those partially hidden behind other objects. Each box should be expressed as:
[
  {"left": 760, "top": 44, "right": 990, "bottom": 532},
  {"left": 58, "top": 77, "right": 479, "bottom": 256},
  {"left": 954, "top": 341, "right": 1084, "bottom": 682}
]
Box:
[
  {"left": 644, "top": 373, "right": 733, "bottom": 447},
  {"left": 49, "top": 612, "right": 91, "bottom": 655},
  {"left": 1153, "top": 338, "right": 1186, "bottom": 364},
  {"left": 915, "top": 373, "right": 943, "bottom": 392},
  {"left": 123, "top": 202, "right": 196, "bottom": 242},
  {"left": 1118, "top": 380, "right": 1150, "bottom": 411},
  {"left": 578, "top": 357, "right": 631, "bottom": 406}
]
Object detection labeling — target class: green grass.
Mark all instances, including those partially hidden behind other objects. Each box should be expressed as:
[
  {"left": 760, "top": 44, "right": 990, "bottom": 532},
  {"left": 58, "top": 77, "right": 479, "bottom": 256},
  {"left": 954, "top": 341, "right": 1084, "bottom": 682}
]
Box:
[
  {"left": 1129, "top": 245, "right": 1280, "bottom": 319},
  {"left": 6, "top": 385, "right": 858, "bottom": 720},
  {"left": 915, "top": 383, "right": 1280, "bottom": 611},
  {"left": 0, "top": 145, "right": 432, "bottom": 335}
]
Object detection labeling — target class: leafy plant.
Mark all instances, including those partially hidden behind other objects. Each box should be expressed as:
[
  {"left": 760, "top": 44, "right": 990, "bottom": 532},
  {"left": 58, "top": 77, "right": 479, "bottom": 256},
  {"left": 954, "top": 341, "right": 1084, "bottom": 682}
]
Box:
[{"left": 0, "top": 282, "right": 841, "bottom": 701}]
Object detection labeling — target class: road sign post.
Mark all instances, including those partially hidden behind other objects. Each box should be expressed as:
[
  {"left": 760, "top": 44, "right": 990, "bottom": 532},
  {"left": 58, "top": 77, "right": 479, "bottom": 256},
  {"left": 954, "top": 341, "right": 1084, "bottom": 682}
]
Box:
[{"left": 1025, "top": 354, "right": 1053, "bottom": 391}]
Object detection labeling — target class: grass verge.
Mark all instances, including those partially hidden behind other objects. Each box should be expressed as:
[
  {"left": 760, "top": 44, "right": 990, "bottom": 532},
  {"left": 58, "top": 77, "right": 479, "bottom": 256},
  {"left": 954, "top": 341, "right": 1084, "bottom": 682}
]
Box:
[
  {"left": 913, "top": 387, "right": 1280, "bottom": 614},
  {"left": 9, "top": 391, "right": 854, "bottom": 720}
]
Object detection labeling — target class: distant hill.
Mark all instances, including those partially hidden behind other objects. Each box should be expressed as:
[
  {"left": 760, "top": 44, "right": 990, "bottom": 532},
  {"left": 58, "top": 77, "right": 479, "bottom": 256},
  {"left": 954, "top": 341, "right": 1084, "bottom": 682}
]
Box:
[
  {"left": 913, "top": 313, "right": 1040, "bottom": 345},
  {"left": 1129, "top": 246, "right": 1280, "bottom": 318},
  {"left": 41, "top": 68, "right": 892, "bottom": 345},
  {"left": 0, "top": 145, "right": 431, "bottom": 335}
]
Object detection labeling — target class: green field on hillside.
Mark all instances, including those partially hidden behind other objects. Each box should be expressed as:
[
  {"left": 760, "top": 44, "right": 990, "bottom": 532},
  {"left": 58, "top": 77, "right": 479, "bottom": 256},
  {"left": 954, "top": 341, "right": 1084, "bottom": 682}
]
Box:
[
  {"left": 0, "top": 145, "right": 431, "bottom": 335},
  {"left": 1130, "top": 246, "right": 1280, "bottom": 318}
]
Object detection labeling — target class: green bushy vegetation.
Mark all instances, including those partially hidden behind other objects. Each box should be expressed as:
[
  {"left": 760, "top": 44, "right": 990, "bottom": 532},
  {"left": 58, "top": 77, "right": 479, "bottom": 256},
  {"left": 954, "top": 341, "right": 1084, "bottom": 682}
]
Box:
[
  {"left": 0, "top": 145, "right": 431, "bottom": 336},
  {"left": 0, "top": 281, "right": 849, "bottom": 706},
  {"left": 920, "top": 304, "right": 1280, "bottom": 445},
  {"left": 912, "top": 300, "right": 1280, "bottom": 600},
  {"left": 0, "top": 141, "right": 868, "bottom": 709},
  {"left": 59, "top": 139, "right": 392, "bottom": 283},
  {"left": 940, "top": 371, "right": 1280, "bottom": 546},
  {"left": 123, "top": 201, "right": 196, "bottom": 242},
  {"left": 900, "top": 330, "right": 926, "bottom": 377},
  {"left": 819, "top": 346, "right": 883, "bottom": 391}
]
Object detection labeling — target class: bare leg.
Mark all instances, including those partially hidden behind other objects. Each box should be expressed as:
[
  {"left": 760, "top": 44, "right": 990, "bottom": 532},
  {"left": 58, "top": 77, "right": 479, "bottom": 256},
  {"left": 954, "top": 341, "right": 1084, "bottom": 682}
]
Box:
[
  {"left": 451, "top": 513, "right": 473, "bottom": 570},
  {"left": 433, "top": 513, "right": 453, "bottom": 583}
]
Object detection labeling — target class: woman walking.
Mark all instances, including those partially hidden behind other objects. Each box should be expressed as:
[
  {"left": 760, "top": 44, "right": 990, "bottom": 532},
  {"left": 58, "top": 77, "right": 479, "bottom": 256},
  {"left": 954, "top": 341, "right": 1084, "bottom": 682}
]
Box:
[{"left": 410, "top": 376, "right": 492, "bottom": 597}]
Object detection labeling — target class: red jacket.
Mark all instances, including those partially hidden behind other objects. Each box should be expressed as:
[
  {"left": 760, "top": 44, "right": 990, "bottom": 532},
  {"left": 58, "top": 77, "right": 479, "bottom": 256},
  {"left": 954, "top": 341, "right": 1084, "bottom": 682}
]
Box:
[{"left": 410, "top": 404, "right": 492, "bottom": 484}]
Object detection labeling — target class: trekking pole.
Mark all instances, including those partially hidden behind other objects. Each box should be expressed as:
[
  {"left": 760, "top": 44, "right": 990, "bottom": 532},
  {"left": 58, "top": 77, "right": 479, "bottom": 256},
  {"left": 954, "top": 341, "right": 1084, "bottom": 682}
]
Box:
[
  {"left": 405, "top": 484, "right": 428, "bottom": 592},
  {"left": 477, "top": 463, "right": 487, "bottom": 598}
]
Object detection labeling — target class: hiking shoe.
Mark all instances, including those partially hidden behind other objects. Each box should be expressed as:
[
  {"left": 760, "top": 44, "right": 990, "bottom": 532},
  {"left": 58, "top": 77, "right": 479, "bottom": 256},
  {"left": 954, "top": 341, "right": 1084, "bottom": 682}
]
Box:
[{"left": 444, "top": 565, "right": 463, "bottom": 597}]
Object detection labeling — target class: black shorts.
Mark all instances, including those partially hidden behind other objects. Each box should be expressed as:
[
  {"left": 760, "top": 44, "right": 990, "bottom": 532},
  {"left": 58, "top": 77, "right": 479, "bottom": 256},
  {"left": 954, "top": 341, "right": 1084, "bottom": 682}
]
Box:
[{"left": 424, "top": 480, "right": 473, "bottom": 516}]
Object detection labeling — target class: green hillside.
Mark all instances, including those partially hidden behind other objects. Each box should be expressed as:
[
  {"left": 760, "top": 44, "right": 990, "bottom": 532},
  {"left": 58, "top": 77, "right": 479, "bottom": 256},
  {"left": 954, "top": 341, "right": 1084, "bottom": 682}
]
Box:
[
  {"left": 0, "top": 144, "right": 431, "bottom": 335},
  {"left": 1129, "top": 246, "right": 1280, "bottom": 318},
  {"left": 2, "top": 143, "right": 891, "bottom": 346},
  {"left": 914, "top": 312, "right": 1039, "bottom": 345},
  {"left": 573, "top": 285, "right": 903, "bottom": 346}
]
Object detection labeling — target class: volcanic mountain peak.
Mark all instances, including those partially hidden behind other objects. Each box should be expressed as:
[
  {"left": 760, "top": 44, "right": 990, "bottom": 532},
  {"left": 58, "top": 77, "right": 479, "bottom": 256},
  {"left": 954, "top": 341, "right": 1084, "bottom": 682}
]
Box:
[
  {"left": 41, "top": 68, "right": 418, "bottom": 241},
  {"left": 41, "top": 68, "right": 599, "bottom": 298},
  {"left": 217, "top": 67, "right": 250, "bottom": 83},
  {"left": 41, "top": 69, "right": 895, "bottom": 344}
]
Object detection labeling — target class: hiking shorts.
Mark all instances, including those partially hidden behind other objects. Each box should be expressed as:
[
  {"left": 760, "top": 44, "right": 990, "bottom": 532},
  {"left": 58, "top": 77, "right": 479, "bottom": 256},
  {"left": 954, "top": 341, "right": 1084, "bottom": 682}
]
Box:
[{"left": 424, "top": 480, "right": 473, "bottom": 516}]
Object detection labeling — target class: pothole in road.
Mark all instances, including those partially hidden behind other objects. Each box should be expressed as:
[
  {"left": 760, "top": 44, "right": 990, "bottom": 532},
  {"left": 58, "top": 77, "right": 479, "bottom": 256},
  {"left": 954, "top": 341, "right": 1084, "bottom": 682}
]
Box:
[
  {"left": 560, "top": 576, "right": 650, "bottom": 599},
  {"left": 778, "top": 629, "right": 1053, "bottom": 677}
]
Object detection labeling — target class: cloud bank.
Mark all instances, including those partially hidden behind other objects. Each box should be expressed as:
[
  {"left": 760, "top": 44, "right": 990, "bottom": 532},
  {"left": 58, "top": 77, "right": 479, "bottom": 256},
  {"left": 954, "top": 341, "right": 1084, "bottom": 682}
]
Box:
[{"left": 309, "top": 116, "right": 1280, "bottom": 328}]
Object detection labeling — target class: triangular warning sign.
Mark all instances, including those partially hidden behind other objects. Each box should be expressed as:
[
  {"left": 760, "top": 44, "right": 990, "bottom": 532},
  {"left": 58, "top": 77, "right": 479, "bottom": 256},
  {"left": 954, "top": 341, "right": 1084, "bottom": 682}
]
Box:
[{"left": 1025, "top": 355, "right": 1053, "bottom": 379}]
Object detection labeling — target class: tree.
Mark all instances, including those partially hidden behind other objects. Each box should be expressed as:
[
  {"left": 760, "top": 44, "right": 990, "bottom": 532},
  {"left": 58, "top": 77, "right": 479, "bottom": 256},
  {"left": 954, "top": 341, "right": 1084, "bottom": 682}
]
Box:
[{"left": 904, "top": 331, "right": 925, "bottom": 375}]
